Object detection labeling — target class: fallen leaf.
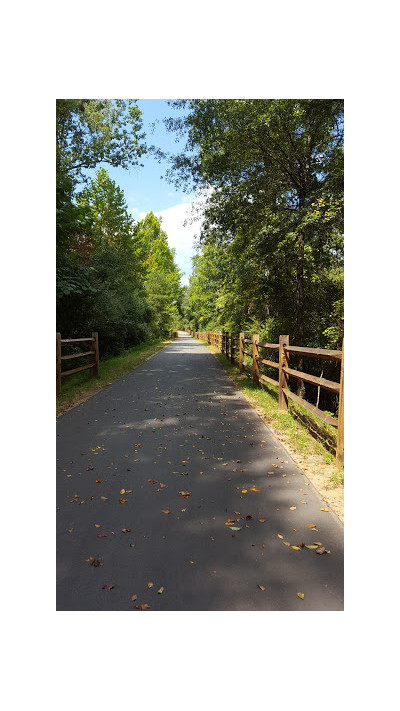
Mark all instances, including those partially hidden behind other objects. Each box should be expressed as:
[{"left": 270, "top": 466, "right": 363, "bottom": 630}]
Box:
[
  {"left": 305, "top": 544, "right": 319, "bottom": 549},
  {"left": 307, "top": 524, "right": 316, "bottom": 528},
  {"left": 245, "top": 515, "right": 253, "bottom": 520},
  {"left": 241, "top": 489, "right": 247, "bottom": 493},
  {"left": 250, "top": 487, "right": 260, "bottom": 492},
  {"left": 119, "top": 498, "right": 128, "bottom": 503},
  {"left": 229, "top": 526, "right": 242, "bottom": 531},
  {"left": 277, "top": 534, "right": 283, "bottom": 539},
  {"left": 147, "top": 582, "right": 153, "bottom": 588},
  {"left": 94, "top": 524, "right": 101, "bottom": 528},
  {"left": 100, "top": 496, "right": 108, "bottom": 500},
  {"left": 289, "top": 506, "right": 297, "bottom": 510},
  {"left": 316, "top": 547, "right": 330, "bottom": 554},
  {"left": 321, "top": 508, "right": 330, "bottom": 512},
  {"left": 297, "top": 592, "right": 305, "bottom": 599},
  {"left": 97, "top": 534, "right": 107, "bottom": 538},
  {"left": 179, "top": 491, "right": 191, "bottom": 498},
  {"left": 120, "top": 489, "right": 126, "bottom": 494},
  {"left": 259, "top": 519, "right": 266, "bottom": 523},
  {"left": 157, "top": 587, "right": 164, "bottom": 594},
  {"left": 161, "top": 510, "right": 170, "bottom": 514},
  {"left": 90, "top": 558, "right": 103, "bottom": 567},
  {"left": 291, "top": 546, "right": 301, "bottom": 550},
  {"left": 258, "top": 584, "right": 266, "bottom": 591},
  {"left": 121, "top": 528, "right": 131, "bottom": 533},
  {"left": 283, "top": 542, "right": 291, "bottom": 546},
  {"left": 131, "top": 594, "right": 137, "bottom": 602},
  {"left": 135, "top": 604, "right": 150, "bottom": 610}
]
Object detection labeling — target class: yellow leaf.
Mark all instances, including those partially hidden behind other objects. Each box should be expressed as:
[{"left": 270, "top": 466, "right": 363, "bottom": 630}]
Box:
[
  {"left": 250, "top": 487, "right": 260, "bottom": 492},
  {"left": 277, "top": 534, "right": 283, "bottom": 539},
  {"left": 297, "top": 592, "right": 304, "bottom": 599},
  {"left": 120, "top": 489, "right": 125, "bottom": 494},
  {"left": 305, "top": 544, "right": 319, "bottom": 549},
  {"left": 147, "top": 582, "right": 153, "bottom": 588},
  {"left": 321, "top": 508, "right": 330, "bottom": 512},
  {"left": 94, "top": 524, "right": 101, "bottom": 528},
  {"left": 157, "top": 587, "right": 164, "bottom": 594},
  {"left": 258, "top": 584, "right": 266, "bottom": 591},
  {"left": 241, "top": 489, "right": 247, "bottom": 493},
  {"left": 100, "top": 496, "right": 108, "bottom": 500},
  {"left": 291, "top": 545, "right": 301, "bottom": 550},
  {"left": 289, "top": 506, "right": 296, "bottom": 510},
  {"left": 283, "top": 541, "right": 291, "bottom": 546}
]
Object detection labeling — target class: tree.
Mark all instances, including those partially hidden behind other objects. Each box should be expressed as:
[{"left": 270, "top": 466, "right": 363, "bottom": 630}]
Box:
[
  {"left": 165, "top": 99, "right": 344, "bottom": 352},
  {"left": 77, "top": 168, "right": 135, "bottom": 252},
  {"left": 56, "top": 99, "right": 146, "bottom": 185}
]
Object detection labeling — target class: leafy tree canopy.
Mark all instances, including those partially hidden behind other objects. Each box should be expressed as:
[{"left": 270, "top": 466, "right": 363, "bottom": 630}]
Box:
[{"left": 56, "top": 99, "right": 146, "bottom": 184}]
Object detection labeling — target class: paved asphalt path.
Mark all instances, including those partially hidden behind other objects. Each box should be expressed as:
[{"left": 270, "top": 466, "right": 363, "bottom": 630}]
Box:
[{"left": 56, "top": 332, "right": 344, "bottom": 611}]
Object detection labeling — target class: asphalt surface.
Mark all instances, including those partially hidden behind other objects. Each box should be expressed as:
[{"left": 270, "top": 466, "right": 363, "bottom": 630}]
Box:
[{"left": 56, "top": 332, "right": 344, "bottom": 611}]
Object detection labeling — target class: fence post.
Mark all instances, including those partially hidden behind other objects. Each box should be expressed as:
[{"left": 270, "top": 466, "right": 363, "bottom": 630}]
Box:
[
  {"left": 278, "top": 335, "right": 289, "bottom": 410},
  {"left": 239, "top": 332, "right": 244, "bottom": 372},
  {"left": 56, "top": 332, "right": 61, "bottom": 395},
  {"left": 91, "top": 332, "right": 99, "bottom": 377},
  {"left": 252, "top": 334, "right": 260, "bottom": 385},
  {"left": 336, "top": 338, "right": 344, "bottom": 465},
  {"left": 225, "top": 331, "right": 229, "bottom": 359},
  {"left": 231, "top": 332, "right": 235, "bottom": 363}
]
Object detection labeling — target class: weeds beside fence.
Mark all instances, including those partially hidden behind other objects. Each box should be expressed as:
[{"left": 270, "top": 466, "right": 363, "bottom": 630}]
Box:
[{"left": 188, "top": 329, "right": 344, "bottom": 465}]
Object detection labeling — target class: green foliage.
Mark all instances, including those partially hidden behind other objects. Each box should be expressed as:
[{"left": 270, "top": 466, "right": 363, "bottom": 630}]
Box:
[
  {"left": 166, "top": 99, "right": 344, "bottom": 348},
  {"left": 56, "top": 99, "right": 146, "bottom": 185}
]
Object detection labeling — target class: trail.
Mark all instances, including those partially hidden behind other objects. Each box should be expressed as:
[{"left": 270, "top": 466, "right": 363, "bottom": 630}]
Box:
[{"left": 56, "top": 332, "right": 344, "bottom": 610}]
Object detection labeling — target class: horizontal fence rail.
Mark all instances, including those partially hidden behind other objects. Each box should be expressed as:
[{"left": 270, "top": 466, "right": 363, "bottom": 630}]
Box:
[
  {"left": 187, "top": 329, "right": 344, "bottom": 465},
  {"left": 56, "top": 332, "right": 99, "bottom": 395}
]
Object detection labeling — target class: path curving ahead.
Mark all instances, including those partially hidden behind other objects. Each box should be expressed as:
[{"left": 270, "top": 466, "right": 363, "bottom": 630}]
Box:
[{"left": 56, "top": 332, "right": 344, "bottom": 611}]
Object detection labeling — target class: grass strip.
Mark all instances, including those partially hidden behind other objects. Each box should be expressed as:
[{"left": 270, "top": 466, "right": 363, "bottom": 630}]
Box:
[
  {"left": 57, "top": 338, "right": 172, "bottom": 417},
  {"left": 199, "top": 340, "right": 344, "bottom": 518}
]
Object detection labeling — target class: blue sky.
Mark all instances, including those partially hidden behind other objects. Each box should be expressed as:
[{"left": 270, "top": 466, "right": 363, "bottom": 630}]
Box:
[{"left": 83, "top": 100, "right": 204, "bottom": 285}]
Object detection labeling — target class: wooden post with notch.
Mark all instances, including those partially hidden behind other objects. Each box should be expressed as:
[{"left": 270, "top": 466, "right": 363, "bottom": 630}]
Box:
[
  {"left": 239, "top": 332, "right": 244, "bottom": 372},
  {"left": 278, "top": 335, "right": 289, "bottom": 410},
  {"left": 336, "top": 338, "right": 344, "bottom": 465},
  {"left": 91, "top": 332, "right": 99, "bottom": 377},
  {"left": 252, "top": 334, "right": 260, "bottom": 385},
  {"left": 231, "top": 332, "right": 235, "bottom": 363},
  {"left": 56, "top": 332, "right": 61, "bottom": 395}
]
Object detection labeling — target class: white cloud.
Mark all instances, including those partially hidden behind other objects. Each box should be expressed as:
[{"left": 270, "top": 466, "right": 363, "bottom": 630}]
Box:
[{"left": 155, "top": 200, "right": 205, "bottom": 281}]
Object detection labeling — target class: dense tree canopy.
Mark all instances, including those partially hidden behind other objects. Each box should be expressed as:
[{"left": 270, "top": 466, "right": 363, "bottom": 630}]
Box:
[
  {"left": 56, "top": 101, "right": 183, "bottom": 356},
  {"left": 166, "top": 99, "right": 343, "bottom": 350}
]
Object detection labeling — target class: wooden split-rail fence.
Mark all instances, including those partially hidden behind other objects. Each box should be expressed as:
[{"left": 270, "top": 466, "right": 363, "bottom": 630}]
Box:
[
  {"left": 187, "top": 329, "right": 344, "bottom": 465},
  {"left": 56, "top": 332, "right": 99, "bottom": 395}
]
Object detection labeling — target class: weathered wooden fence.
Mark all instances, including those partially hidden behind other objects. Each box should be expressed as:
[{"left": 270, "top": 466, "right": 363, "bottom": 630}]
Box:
[
  {"left": 56, "top": 332, "right": 99, "bottom": 395},
  {"left": 187, "top": 329, "right": 344, "bottom": 465}
]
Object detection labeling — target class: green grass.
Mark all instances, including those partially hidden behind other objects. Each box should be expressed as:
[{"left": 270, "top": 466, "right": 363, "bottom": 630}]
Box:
[
  {"left": 200, "top": 341, "right": 343, "bottom": 480},
  {"left": 56, "top": 337, "right": 172, "bottom": 416}
]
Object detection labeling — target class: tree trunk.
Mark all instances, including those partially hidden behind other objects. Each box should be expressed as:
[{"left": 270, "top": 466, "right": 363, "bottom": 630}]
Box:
[{"left": 296, "top": 192, "right": 305, "bottom": 396}]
